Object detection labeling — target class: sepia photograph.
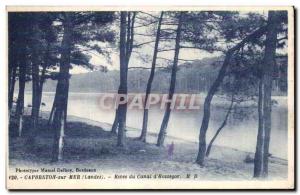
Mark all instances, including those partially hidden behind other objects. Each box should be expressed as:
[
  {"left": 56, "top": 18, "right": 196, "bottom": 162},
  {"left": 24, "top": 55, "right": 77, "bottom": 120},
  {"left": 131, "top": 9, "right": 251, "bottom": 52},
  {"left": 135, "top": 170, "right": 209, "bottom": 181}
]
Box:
[{"left": 6, "top": 6, "right": 294, "bottom": 189}]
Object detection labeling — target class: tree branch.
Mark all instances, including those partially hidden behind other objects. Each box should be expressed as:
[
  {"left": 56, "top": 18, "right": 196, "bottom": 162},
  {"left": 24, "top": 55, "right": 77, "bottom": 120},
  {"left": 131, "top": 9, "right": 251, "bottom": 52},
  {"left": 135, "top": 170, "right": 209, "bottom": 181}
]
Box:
[
  {"left": 134, "top": 20, "right": 157, "bottom": 28},
  {"left": 139, "top": 11, "right": 159, "bottom": 19},
  {"left": 128, "top": 66, "right": 166, "bottom": 70}
]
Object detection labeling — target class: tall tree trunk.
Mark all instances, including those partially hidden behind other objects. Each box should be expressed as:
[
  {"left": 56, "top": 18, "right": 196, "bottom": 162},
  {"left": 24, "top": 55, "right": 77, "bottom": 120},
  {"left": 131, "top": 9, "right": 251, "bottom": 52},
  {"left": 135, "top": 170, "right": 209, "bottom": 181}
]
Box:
[
  {"left": 206, "top": 94, "right": 234, "bottom": 157},
  {"left": 28, "top": 22, "right": 43, "bottom": 144},
  {"left": 8, "top": 36, "right": 17, "bottom": 115},
  {"left": 112, "top": 12, "right": 136, "bottom": 140},
  {"left": 63, "top": 79, "right": 70, "bottom": 128},
  {"left": 28, "top": 64, "right": 47, "bottom": 143},
  {"left": 36, "top": 65, "right": 47, "bottom": 118},
  {"left": 196, "top": 25, "right": 268, "bottom": 166},
  {"left": 116, "top": 11, "right": 128, "bottom": 147},
  {"left": 140, "top": 12, "right": 164, "bottom": 142},
  {"left": 156, "top": 12, "right": 183, "bottom": 147},
  {"left": 51, "top": 13, "right": 72, "bottom": 162},
  {"left": 36, "top": 43, "right": 50, "bottom": 121},
  {"left": 111, "top": 12, "right": 136, "bottom": 135},
  {"left": 111, "top": 88, "right": 121, "bottom": 134},
  {"left": 125, "top": 12, "right": 136, "bottom": 64},
  {"left": 15, "top": 54, "right": 27, "bottom": 137},
  {"left": 8, "top": 65, "right": 17, "bottom": 112},
  {"left": 253, "top": 11, "right": 279, "bottom": 178},
  {"left": 30, "top": 56, "right": 40, "bottom": 132},
  {"left": 111, "top": 111, "right": 118, "bottom": 134}
]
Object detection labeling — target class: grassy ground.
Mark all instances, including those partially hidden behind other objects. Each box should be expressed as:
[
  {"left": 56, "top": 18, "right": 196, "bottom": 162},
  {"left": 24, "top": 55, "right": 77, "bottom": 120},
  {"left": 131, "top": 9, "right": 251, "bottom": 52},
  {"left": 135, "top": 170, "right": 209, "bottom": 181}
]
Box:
[{"left": 9, "top": 113, "right": 288, "bottom": 181}]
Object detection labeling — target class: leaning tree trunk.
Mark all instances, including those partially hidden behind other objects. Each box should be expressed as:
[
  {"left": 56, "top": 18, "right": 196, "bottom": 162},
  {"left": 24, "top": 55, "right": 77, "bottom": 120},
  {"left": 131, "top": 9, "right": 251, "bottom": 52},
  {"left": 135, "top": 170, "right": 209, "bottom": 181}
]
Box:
[
  {"left": 156, "top": 12, "right": 183, "bottom": 147},
  {"left": 196, "top": 25, "right": 269, "bottom": 166},
  {"left": 196, "top": 50, "right": 234, "bottom": 166},
  {"left": 51, "top": 13, "right": 72, "bottom": 162},
  {"left": 206, "top": 94, "right": 234, "bottom": 157},
  {"left": 48, "top": 78, "right": 65, "bottom": 128},
  {"left": 48, "top": 84, "right": 59, "bottom": 125},
  {"left": 140, "top": 12, "right": 164, "bottom": 142},
  {"left": 253, "top": 11, "right": 279, "bottom": 178}
]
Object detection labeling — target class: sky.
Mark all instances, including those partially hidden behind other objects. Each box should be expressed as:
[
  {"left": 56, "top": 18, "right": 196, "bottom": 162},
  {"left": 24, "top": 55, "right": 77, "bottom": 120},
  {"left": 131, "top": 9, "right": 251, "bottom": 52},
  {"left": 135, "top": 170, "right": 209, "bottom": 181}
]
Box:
[
  {"left": 70, "top": 10, "right": 286, "bottom": 75},
  {"left": 70, "top": 11, "right": 223, "bottom": 74}
]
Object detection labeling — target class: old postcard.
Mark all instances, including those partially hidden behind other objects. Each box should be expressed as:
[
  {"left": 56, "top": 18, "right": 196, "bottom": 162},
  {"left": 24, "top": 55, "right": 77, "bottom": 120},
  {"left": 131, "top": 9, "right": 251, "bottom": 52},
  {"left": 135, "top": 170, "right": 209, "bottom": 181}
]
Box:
[{"left": 6, "top": 6, "right": 294, "bottom": 189}]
